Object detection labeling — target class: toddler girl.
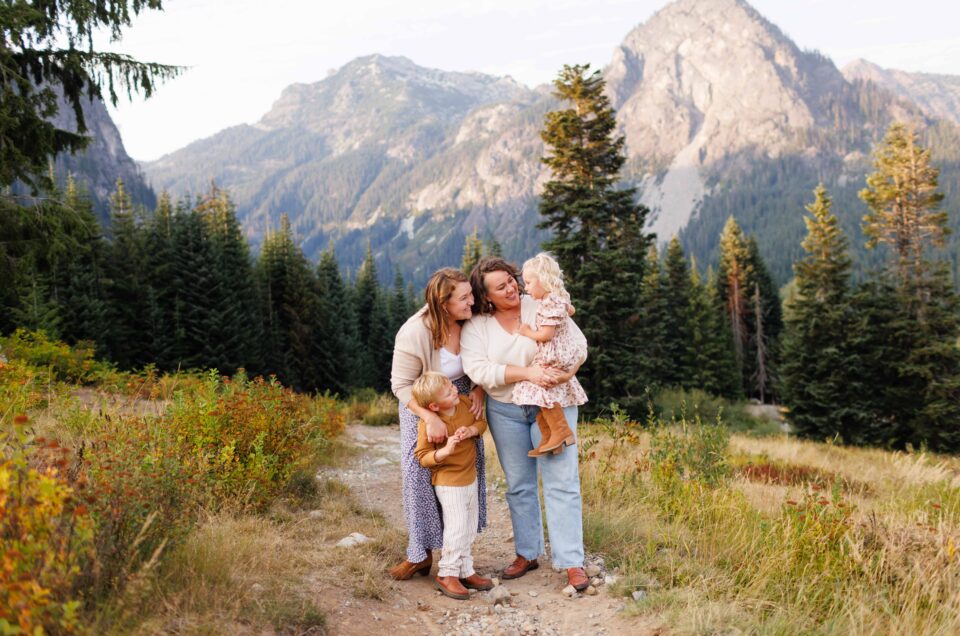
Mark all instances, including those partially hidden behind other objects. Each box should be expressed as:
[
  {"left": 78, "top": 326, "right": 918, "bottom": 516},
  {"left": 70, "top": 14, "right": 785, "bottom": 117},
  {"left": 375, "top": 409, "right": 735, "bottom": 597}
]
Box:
[{"left": 512, "top": 252, "right": 587, "bottom": 456}]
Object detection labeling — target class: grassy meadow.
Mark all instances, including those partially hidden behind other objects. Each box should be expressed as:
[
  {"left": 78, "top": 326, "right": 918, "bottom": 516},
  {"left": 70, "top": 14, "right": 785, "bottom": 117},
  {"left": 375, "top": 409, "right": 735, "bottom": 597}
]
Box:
[
  {"left": 3, "top": 330, "right": 960, "bottom": 634},
  {"left": 572, "top": 405, "right": 960, "bottom": 635},
  {"left": 0, "top": 330, "right": 403, "bottom": 634}
]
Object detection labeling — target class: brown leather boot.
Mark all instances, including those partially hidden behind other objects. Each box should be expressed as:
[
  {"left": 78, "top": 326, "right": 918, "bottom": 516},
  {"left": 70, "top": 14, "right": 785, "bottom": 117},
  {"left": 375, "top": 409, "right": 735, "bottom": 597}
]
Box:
[
  {"left": 567, "top": 567, "right": 590, "bottom": 591},
  {"left": 501, "top": 555, "right": 539, "bottom": 580},
  {"left": 459, "top": 573, "right": 494, "bottom": 590},
  {"left": 435, "top": 575, "right": 470, "bottom": 600},
  {"left": 528, "top": 406, "right": 575, "bottom": 456},
  {"left": 388, "top": 552, "right": 432, "bottom": 580},
  {"left": 526, "top": 411, "right": 551, "bottom": 458}
]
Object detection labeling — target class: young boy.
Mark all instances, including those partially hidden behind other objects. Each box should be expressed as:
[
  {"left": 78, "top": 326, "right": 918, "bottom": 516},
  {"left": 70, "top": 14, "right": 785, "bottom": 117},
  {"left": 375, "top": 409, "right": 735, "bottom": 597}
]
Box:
[{"left": 412, "top": 372, "right": 493, "bottom": 600}]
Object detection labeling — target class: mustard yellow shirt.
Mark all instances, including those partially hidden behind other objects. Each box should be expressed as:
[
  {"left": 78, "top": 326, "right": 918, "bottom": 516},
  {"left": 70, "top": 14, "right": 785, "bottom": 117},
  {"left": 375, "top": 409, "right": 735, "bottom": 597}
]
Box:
[{"left": 414, "top": 395, "right": 488, "bottom": 487}]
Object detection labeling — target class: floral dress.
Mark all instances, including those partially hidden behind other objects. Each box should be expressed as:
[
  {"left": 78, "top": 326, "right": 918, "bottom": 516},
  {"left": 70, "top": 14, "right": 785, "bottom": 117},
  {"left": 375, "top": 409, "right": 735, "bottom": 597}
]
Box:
[{"left": 511, "top": 293, "right": 588, "bottom": 409}]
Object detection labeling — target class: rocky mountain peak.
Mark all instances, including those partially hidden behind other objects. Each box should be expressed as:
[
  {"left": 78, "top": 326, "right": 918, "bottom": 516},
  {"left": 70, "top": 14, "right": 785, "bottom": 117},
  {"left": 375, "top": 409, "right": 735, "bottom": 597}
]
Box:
[{"left": 605, "top": 0, "right": 853, "bottom": 239}]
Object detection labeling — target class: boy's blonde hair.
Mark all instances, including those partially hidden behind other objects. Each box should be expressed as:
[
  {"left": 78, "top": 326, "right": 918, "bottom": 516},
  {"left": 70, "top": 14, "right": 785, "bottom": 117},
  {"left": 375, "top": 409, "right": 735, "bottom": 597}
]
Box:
[
  {"left": 522, "top": 252, "right": 570, "bottom": 303},
  {"left": 412, "top": 372, "right": 451, "bottom": 409}
]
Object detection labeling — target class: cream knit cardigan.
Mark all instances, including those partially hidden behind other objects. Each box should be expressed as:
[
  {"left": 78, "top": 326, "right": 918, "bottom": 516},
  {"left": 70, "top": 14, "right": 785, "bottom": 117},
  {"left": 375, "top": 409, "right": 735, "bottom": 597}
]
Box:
[{"left": 390, "top": 306, "right": 443, "bottom": 407}]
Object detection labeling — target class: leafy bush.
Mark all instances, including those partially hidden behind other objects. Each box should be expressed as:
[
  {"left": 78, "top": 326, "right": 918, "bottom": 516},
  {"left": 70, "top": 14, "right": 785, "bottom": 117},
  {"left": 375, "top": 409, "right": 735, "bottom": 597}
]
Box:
[
  {"left": 649, "top": 412, "right": 731, "bottom": 490},
  {"left": 1, "top": 334, "right": 349, "bottom": 624},
  {"left": 654, "top": 387, "right": 781, "bottom": 435},
  {"left": 0, "top": 329, "right": 115, "bottom": 385},
  {"left": 1, "top": 415, "right": 94, "bottom": 634}
]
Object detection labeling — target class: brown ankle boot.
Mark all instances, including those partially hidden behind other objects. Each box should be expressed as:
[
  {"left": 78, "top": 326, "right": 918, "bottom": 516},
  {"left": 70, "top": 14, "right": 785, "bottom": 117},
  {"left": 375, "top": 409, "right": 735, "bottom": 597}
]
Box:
[
  {"left": 527, "top": 411, "right": 551, "bottom": 458},
  {"left": 388, "top": 552, "right": 432, "bottom": 580},
  {"left": 435, "top": 575, "right": 470, "bottom": 600},
  {"left": 528, "top": 406, "right": 575, "bottom": 456}
]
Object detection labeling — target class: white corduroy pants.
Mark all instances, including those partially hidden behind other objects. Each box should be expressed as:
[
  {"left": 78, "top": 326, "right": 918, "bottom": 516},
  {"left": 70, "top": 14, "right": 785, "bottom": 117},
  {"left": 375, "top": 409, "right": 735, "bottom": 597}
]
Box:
[{"left": 434, "top": 479, "right": 479, "bottom": 578}]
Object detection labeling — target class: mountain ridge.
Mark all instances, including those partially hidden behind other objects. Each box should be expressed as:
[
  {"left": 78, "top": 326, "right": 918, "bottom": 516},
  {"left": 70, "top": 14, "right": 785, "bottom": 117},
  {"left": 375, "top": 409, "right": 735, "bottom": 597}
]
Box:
[{"left": 140, "top": 0, "right": 959, "bottom": 287}]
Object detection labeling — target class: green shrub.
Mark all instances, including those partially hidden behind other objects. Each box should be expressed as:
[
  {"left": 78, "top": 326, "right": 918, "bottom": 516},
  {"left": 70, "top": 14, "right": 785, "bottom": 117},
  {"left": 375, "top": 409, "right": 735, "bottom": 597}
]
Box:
[{"left": 0, "top": 329, "right": 115, "bottom": 385}]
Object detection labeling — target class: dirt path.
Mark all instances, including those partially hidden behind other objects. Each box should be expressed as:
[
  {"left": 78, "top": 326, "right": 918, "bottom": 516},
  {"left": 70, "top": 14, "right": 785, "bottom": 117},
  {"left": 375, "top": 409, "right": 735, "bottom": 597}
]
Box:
[{"left": 316, "top": 423, "right": 645, "bottom": 636}]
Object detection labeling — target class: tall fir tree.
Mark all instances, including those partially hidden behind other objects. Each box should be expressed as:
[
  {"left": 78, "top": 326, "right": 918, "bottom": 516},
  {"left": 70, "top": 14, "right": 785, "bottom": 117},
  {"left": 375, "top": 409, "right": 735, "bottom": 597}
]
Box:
[
  {"left": 142, "top": 191, "right": 177, "bottom": 368},
  {"left": 56, "top": 175, "right": 110, "bottom": 348},
  {"left": 195, "top": 184, "right": 261, "bottom": 374},
  {"left": 689, "top": 265, "right": 740, "bottom": 398},
  {"left": 461, "top": 230, "right": 484, "bottom": 275},
  {"left": 315, "top": 248, "right": 356, "bottom": 392},
  {"left": 715, "top": 216, "right": 752, "bottom": 391},
  {"left": 633, "top": 245, "right": 670, "bottom": 390},
  {"left": 744, "top": 236, "right": 782, "bottom": 400},
  {"left": 351, "top": 246, "right": 392, "bottom": 391},
  {"left": 256, "top": 215, "right": 321, "bottom": 391},
  {"left": 662, "top": 237, "right": 696, "bottom": 387},
  {"left": 860, "top": 122, "right": 949, "bottom": 303},
  {"left": 538, "top": 63, "right": 653, "bottom": 412},
  {"left": 781, "top": 185, "right": 861, "bottom": 441},
  {"left": 851, "top": 126, "right": 960, "bottom": 451},
  {"left": 103, "top": 178, "right": 149, "bottom": 368}
]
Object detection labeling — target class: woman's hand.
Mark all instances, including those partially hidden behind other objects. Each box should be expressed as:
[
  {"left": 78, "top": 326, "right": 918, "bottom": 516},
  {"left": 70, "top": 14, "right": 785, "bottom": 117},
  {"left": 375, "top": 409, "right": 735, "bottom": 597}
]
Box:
[
  {"left": 525, "top": 364, "right": 553, "bottom": 388},
  {"left": 469, "top": 386, "right": 485, "bottom": 419},
  {"left": 424, "top": 412, "right": 448, "bottom": 444},
  {"left": 542, "top": 366, "right": 574, "bottom": 388}
]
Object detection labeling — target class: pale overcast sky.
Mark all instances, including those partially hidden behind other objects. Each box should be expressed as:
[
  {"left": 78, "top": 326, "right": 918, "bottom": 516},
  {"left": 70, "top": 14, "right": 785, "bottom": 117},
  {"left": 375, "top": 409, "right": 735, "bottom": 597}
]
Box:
[{"left": 102, "top": 0, "right": 960, "bottom": 161}]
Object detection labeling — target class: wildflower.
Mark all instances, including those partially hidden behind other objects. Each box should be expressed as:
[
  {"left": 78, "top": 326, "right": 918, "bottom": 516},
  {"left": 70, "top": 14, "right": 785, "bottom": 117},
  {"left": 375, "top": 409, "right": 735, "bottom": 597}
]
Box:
[
  {"left": 932, "top": 503, "right": 942, "bottom": 510},
  {"left": 14, "top": 414, "right": 28, "bottom": 424}
]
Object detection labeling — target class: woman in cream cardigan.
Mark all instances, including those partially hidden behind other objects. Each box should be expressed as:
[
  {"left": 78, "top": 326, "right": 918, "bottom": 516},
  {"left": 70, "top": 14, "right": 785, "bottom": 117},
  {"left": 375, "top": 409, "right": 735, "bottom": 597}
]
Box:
[
  {"left": 388, "top": 267, "right": 486, "bottom": 580},
  {"left": 461, "top": 256, "right": 591, "bottom": 592}
]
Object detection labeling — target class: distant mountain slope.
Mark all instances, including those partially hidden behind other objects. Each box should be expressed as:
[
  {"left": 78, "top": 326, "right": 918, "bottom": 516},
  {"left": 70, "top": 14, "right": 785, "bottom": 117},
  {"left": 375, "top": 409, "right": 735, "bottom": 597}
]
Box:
[
  {"left": 142, "top": 0, "right": 959, "bottom": 287},
  {"left": 843, "top": 59, "right": 960, "bottom": 125},
  {"left": 48, "top": 89, "right": 156, "bottom": 220}
]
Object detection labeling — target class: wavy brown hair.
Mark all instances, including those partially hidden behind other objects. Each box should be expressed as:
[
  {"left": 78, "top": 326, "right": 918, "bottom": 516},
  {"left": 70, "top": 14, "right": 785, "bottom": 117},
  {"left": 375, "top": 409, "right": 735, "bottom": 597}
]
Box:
[
  {"left": 424, "top": 267, "right": 470, "bottom": 350},
  {"left": 469, "top": 256, "right": 524, "bottom": 316}
]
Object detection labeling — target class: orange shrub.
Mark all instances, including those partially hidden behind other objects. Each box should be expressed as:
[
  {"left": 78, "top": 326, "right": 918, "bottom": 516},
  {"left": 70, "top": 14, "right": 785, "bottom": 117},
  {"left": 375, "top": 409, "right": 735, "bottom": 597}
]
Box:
[{"left": 0, "top": 416, "right": 94, "bottom": 634}]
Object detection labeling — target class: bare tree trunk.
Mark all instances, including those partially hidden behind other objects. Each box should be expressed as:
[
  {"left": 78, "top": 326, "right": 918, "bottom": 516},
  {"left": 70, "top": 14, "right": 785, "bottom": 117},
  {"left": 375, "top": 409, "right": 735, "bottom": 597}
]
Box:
[{"left": 753, "top": 282, "right": 768, "bottom": 404}]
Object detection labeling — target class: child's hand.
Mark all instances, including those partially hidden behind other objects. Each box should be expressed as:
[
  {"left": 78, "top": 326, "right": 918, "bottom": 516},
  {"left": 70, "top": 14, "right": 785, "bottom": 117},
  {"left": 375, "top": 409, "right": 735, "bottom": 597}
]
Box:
[
  {"left": 435, "top": 434, "right": 460, "bottom": 462},
  {"left": 454, "top": 426, "right": 477, "bottom": 440},
  {"left": 518, "top": 324, "right": 536, "bottom": 339}
]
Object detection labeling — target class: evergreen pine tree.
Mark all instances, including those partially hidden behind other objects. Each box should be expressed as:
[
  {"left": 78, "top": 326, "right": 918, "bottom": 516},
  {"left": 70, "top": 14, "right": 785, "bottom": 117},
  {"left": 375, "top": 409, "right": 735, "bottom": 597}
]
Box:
[
  {"left": 715, "top": 217, "right": 752, "bottom": 391},
  {"left": 688, "top": 264, "right": 740, "bottom": 397},
  {"left": 780, "top": 185, "right": 862, "bottom": 440},
  {"left": 744, "top": 237, "right": 783, "bottom": 400},
  {"left": 315, "top": 249, "right": 356, "bottom": 392},
  {"left": 662, "top": 237, "right": 696, "bottom": 387},
  {"left": 103, "top": 178, "right": 149, "bottom": 368},
  {"left": 196, "top": 184, "right": 261, "bottom": 374},
  {"left": 633, "top": 245, "right": 670, "bottom": 391},
  {"left": 461, "top": 230, "right": 484, "bottom": 275},
  {"left": 142, "top": 191, "right": 177, "bottom": 369},
  {"left": 537, "top": 63, "right": 653, "bottom": 412},
  {"left": 57, "top": 175, "right": 110, "bottom": 349},
  {"left": 255, "top": 216, "right": 321, "bottom": 390}
]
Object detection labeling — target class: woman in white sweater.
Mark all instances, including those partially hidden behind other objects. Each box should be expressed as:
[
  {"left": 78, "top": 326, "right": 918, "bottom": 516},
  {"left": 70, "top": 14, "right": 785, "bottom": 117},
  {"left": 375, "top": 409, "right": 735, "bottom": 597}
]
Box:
[{"left": 461, "top": 257, "right": 591, "bottom": 592}]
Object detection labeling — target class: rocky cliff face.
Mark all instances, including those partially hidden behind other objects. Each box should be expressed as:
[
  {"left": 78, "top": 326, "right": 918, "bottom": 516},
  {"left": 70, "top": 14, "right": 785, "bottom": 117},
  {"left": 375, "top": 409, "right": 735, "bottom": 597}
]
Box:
[
  {"left": 49, "top": 89, "right": 156, "bottom": 218},
  {"left": 607, "top": 0, "right": 862, "bottom": 239},
  {"left": 843, "top": 58, "right": 960, "bottom": 125}
]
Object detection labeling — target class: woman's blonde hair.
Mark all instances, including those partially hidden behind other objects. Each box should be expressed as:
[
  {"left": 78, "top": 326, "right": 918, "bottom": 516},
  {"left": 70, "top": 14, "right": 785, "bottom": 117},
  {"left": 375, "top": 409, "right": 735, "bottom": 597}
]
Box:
[
  {"left": 424, "top": 267, "right": 470, "bottom": 350},
  {"left": 522, "top": 252, "right": 570, "bottom": 303}
]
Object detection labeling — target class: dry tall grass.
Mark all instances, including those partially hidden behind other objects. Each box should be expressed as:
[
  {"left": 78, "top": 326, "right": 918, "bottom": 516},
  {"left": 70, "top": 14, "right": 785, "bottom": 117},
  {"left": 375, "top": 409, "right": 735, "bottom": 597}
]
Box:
[{"left": 577, "top": 418, "right": 960, "bottom": 635}]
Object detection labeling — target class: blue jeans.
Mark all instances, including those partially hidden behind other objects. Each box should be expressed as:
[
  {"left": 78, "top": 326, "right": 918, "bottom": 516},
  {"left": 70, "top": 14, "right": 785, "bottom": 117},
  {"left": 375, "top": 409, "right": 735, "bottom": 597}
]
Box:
[{"left": 485, "top": 397, "right": 584, "bottom": 568}]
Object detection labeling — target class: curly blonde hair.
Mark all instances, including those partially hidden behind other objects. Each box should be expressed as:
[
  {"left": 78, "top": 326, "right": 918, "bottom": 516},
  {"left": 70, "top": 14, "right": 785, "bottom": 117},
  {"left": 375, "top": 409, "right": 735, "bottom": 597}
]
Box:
[{"left": 522, "top": 252, "right": 570, "bottom": 303}]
